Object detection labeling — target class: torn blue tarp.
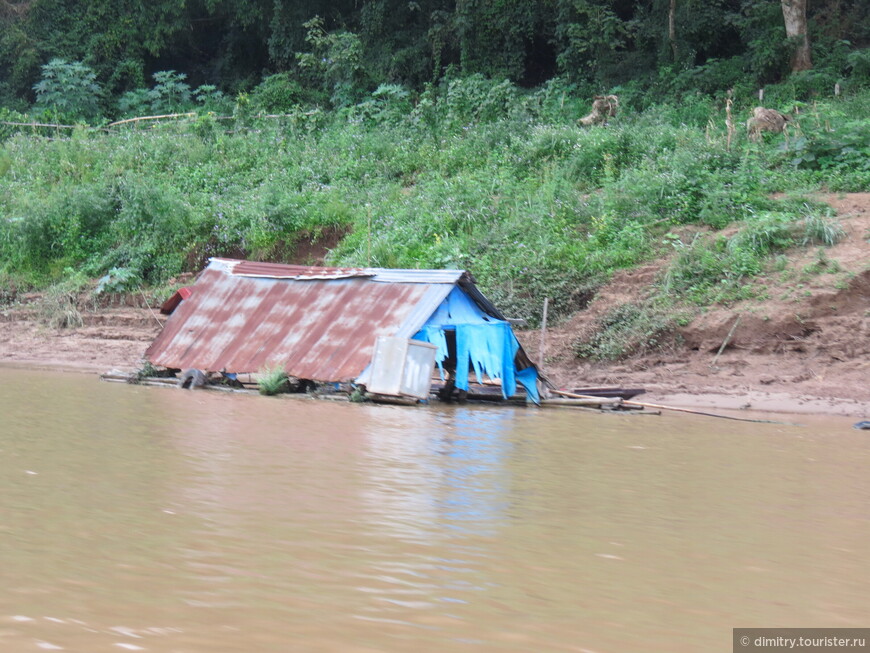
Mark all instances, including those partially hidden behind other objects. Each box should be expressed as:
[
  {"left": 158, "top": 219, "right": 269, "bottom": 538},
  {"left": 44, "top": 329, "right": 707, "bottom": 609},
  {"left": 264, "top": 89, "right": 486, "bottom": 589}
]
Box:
[
  {"left": 516, "top": 366, "right": 540, "bottom": 404},
  {"left": 418, "top": 325, "right": 449, "bottom": 367},
  {"left": 413, "top": 287, "right": 539, "bottom": 403}
]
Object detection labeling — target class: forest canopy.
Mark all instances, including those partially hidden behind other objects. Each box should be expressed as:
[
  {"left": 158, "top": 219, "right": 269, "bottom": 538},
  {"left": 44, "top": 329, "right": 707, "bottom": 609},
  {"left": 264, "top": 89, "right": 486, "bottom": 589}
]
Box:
[{"left": 2, "top": 0, "right": 870, "bottom": 118}]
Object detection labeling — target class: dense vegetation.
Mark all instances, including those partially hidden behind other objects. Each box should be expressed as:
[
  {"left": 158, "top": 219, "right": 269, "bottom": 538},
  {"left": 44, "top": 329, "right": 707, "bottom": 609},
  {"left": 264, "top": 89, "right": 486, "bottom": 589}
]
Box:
[
  {"left": 2, "top": 75, "right": 867, "bottom": 324},
  {"left": 2, "top": 1, "right": 870, "bottom": 115},
  {"left": 1, "top": 1, "right": 869, "bottom": 354}
]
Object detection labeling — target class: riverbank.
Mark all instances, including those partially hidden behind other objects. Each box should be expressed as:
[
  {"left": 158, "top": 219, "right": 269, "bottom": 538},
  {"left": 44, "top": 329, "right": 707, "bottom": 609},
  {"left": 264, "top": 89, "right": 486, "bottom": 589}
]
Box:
[
  {"left": 2, "top": 191, "right": 867, "bottom": 418},
  {"left": 2, "top": 298, "right": 867, "bottom": 418},
  {"left": 521, "top": 194, "right": 870, "bottom": 419}
]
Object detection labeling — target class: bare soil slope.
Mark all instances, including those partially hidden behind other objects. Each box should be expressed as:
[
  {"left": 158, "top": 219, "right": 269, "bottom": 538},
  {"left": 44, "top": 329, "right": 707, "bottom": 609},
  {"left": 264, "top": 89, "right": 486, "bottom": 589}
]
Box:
[
  {"left": 518, "top": 194, "right": 870, "bottom": 416},
  {"left": 0, "top": 294, "right": 162, "bottom": 374}
]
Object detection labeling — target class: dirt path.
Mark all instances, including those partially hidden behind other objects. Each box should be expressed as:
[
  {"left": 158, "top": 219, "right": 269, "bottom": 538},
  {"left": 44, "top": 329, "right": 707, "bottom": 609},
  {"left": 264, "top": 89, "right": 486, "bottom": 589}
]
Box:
[{"left": 1, "top": 194, "right": 868, "bottom": 418}]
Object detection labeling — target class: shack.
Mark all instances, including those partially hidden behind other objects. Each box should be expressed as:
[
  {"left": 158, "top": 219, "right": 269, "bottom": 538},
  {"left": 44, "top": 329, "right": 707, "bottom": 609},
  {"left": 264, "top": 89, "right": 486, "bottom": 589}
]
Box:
[{"left": 145, "top": 258, "right": 540, "bottom": 402}]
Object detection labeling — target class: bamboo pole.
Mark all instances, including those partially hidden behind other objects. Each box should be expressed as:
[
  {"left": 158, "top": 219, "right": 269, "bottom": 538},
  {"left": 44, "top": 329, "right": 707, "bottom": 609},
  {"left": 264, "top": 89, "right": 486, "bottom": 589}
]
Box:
[
  {"left": 1, "top": 121, "right": 78, "bottom": 129},
  {"left": 552, "top": 389, "right": 800, "bottom": 425},
  {"left": 543, "top": 396, "right": 623, "bottom": 407},
  {"left": 107, "top": 113, "right": 197, "bottom": 127}
]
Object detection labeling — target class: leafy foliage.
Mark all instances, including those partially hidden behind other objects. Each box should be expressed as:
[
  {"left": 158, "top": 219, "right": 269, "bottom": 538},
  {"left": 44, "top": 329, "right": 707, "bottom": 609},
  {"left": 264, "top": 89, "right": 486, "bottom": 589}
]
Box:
[
  {"left": 789, "top": 121, "right": 870, "bottom": 177},
  {"left": 148, "top": 71, "right": 192, "bottom": 114},
  {"left": 0, "top": 79, "right": 865, "bottom": 331},
  {"left": 295, "top": 17, "right": 368, "bottom": 108},
  {"left": 33, "top": 59, "right": 102, "bottom": 122},
  {"left": 2, "top": 0, "right": 869, "bottom": 117}
]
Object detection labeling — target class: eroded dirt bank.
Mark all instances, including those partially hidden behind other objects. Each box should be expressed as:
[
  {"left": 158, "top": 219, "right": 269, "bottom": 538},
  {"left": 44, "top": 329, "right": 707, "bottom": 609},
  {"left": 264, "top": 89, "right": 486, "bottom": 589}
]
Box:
[
  {"left": 519, "top": 194, "right": 870, "bottom": 418},
  {"left": 1, "top": 194, "right": 868, "bottom": 418}
]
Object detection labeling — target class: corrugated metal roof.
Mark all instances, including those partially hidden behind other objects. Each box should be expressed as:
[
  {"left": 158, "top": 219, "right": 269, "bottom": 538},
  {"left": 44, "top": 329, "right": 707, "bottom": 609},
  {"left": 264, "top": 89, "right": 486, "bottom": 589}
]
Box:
[
  {"left": 366, "top": 268, "right": 467, "bottom": 284},
  {"left": 211, "top": 257, "right": 469, "bottom": 285},
  {"left": 144, "top": 259, "right": 461, "bottom": 381},
  {"left": 214, "top": 258, "right": 372, "bottom": 280}
]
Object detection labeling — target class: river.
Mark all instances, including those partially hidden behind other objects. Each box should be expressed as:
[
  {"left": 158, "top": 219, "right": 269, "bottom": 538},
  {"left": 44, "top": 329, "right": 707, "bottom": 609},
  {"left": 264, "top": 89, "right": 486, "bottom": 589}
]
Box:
[{"left": 1, "top": 367, "right": 869, "bottom": 652}]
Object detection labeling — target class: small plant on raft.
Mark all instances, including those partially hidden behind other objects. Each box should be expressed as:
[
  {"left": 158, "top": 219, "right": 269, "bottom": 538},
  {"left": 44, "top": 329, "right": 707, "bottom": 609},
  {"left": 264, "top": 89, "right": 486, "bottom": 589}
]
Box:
[
  {"left": 348, "top": 386, "right": 368, "bottom": 402},
  {"left": 258, "top": 366, "right": 290, "bottom": 396},
  {"left": 130, "top": 360, "right": 160, "bottom": 384}
]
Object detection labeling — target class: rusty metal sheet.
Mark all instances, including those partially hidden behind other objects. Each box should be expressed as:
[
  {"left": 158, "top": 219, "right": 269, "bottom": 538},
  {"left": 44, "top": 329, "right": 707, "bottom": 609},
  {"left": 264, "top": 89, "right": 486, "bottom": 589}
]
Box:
[
  {"left": 159, "top": 286, "right": 192, "bottom": 315},
  {"left": 225, "top": 258, "right": 371, "bottom": 280},
  {"left": 145, "top": 259, "right": 455, "bottom": 382}
]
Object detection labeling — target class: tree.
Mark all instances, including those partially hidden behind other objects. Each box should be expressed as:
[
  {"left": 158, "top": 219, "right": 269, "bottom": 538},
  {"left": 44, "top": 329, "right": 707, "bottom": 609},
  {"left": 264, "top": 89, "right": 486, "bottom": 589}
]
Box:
[
  {"left": 781, "top": 0, "right": 812, "bottom": 71},
  {"left": 33, "top": 58, "right": 102, "bottom": 120}
]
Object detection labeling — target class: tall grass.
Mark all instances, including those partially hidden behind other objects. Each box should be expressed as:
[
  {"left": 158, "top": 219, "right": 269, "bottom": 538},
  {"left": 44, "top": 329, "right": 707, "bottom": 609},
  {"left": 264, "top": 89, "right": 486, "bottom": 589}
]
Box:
[
  {"left": 1, "top": 81, "right": 866, "bottom": 325},
  {"left": 257, "top": 366, "right": 290, "bottom": 396}
]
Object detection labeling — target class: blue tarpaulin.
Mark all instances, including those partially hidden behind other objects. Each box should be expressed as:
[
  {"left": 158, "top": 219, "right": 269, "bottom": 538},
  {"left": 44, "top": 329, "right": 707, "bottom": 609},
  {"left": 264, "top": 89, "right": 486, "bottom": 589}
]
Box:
[{"left": 413, "top": 287, "right": 539, "bottom": 403}]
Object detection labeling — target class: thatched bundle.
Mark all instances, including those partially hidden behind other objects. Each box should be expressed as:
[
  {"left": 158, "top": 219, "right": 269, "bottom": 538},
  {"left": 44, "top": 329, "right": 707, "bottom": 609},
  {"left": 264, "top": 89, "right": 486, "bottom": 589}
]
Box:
[
  {"left": 579, "top": 95, "right": 619, "bottom": 127},
  {"left": 746, "top": 107, "right": 790, "bottom": 140}
]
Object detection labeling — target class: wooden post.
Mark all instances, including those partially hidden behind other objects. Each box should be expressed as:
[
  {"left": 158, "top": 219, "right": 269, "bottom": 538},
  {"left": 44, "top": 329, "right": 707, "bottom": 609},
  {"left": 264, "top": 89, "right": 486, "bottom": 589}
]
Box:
[
  {"left": 711, "top": 314, "right": 741, "bottom": 368},
  {"left": 538, "top": 297, "right": 549, "bottom": 372},
  {"left": 366, "top": 207, "right": 372, "bottom": 265},
  {"left": 725, "top": 98, "right": 735, "bottom": 151}
]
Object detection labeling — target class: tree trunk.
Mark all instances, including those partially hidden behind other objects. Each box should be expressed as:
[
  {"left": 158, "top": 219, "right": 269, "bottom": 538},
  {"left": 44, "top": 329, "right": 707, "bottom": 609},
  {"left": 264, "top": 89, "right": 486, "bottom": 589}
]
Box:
[
  {"left": 668, "top": 0, "right": 677, "bottom": 60},
  {"left": 781, "top": 0, "right": 812, "bottom": 72}
]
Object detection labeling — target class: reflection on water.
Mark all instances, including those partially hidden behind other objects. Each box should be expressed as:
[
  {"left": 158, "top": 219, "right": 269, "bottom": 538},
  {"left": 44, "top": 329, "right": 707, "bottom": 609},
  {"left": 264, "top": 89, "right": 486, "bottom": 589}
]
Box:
[{"left": 2, "top": 367, "right": 870, "bottom": 652}]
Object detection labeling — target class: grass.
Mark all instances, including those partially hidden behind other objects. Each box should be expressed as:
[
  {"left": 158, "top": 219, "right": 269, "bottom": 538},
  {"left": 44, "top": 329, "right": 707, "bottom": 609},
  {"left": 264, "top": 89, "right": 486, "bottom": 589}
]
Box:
[
  {"left": 1, "top": 79, "right": 867, "bottom": 338},
  {"left": 36, "top": 276, "right": 88, "bottom": 329},
  {"left": 257, "top": 366, "right": 290, "bottom": 396},
  {"left": 574, "top": 300, "right": 689, "bottom": 361}
]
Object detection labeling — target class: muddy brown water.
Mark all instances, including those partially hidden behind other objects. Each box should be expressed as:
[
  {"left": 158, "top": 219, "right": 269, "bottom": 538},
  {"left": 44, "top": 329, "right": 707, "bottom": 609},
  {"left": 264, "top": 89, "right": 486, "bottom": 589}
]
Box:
[{"left": 2, "top": 368, "right": 869, "bottom": 652}]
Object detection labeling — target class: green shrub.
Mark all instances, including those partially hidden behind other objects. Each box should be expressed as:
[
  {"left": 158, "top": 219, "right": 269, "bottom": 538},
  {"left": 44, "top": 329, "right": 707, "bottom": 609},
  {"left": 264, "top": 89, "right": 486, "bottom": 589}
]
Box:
[
  {"left": 846, "top": 49, "right": 870, "bottom": 87},
  {"left": 799, "top": 214, "right": 845, "bottom": 247},
  {"left": 117, "top": 89, "right": 151, "bottom": 117},
  {"left": 295, "top": 16, "right": 367, "bottom": 107},
  {"left": 148, "top": 71, "right": 193, "bottom": 114},
  {"left": 251, "top": 72, "right": 306, "bottom": 112},
  {"left": 193, "top": 85, "right": 230, "bottom": 113},
  {"left": 660, "top": 232, "right": 764, "bottom": 305},
  {"left": 789, "top": 121, "right": 870, "bottom": 172},
  {"left": 32, "top": 59, "right": 103, "bottom": 123},
  {"left": 258, "top": 366, "right": 290, "bottom": 396}
]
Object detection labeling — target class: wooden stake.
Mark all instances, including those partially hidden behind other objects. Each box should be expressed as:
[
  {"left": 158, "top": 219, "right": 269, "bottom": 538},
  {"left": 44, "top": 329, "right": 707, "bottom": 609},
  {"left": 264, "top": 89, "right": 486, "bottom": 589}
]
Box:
[
  {"left": 725, "top": 98, "right": 735, "bottom": 151},
  {"left": 711, "top": 314, "right": 741, "bottom": 368},
  {"left": 366, "top": 206, "right": 372, "bottom": 265},
  {"left": 538, "top": 297, "right": 549, "bottom": 372}
]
